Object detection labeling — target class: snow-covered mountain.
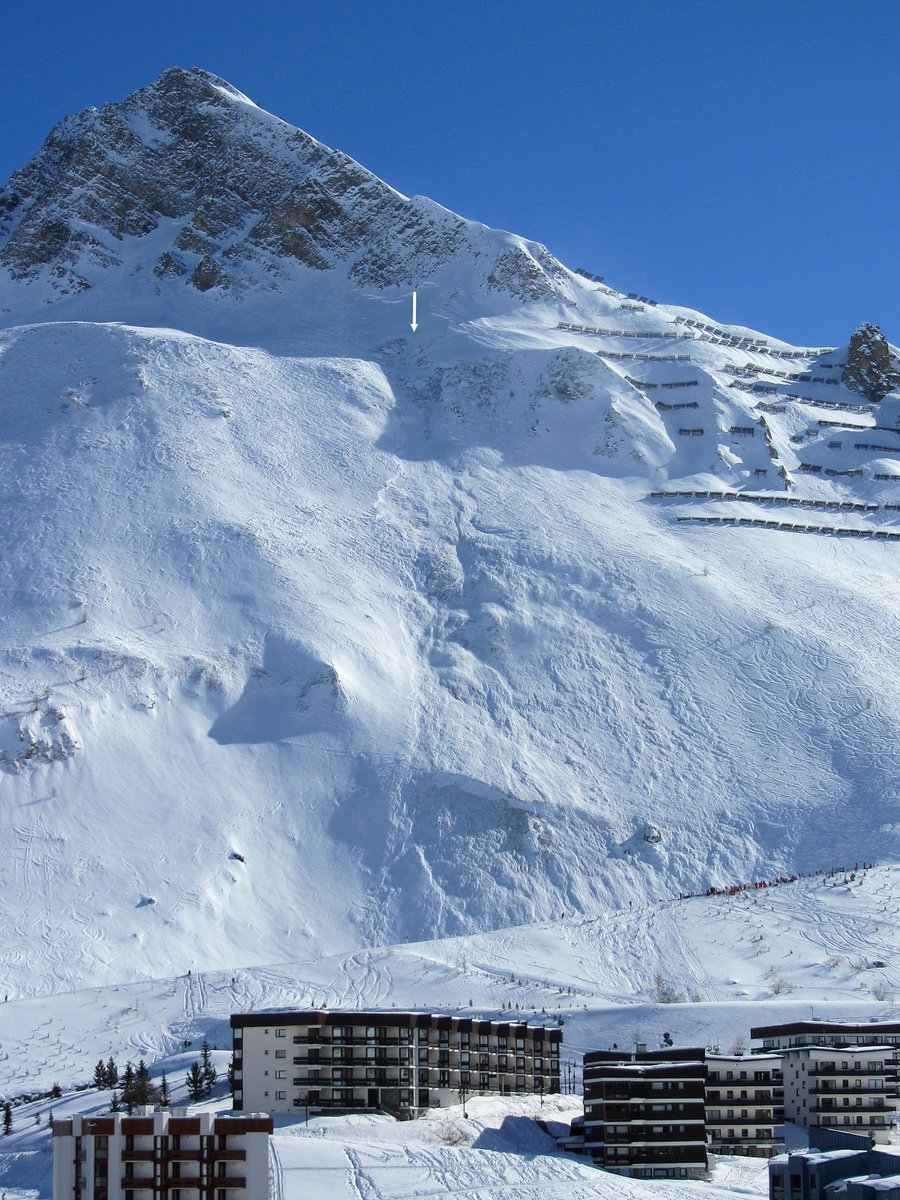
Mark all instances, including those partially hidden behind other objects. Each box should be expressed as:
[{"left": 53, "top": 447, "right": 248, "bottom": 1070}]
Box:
[{"left": 1, "top": 67, "right": 899, "bottom": 1001}]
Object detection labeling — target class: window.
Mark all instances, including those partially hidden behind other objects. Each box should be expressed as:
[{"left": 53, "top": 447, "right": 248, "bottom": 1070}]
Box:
[
  {"left": 275, "top": 1091, "right": 286, "bottom": 1100},
  {"left": 275, "top": 1049, "right": 286, "bottom": 1059},
  {"left": 275, "top": 1070, "right": 286, "bottom": 1079},
  {"left": 276, "top": 1028, "right": 286, "bottom": 1038}
]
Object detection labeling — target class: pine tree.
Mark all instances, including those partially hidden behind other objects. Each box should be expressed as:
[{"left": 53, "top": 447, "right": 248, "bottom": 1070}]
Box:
[
  {"left": 186, "top": 1062, "right": 205, "bottom": 1102},
  {"left": 110, "top": 1092, "right": 120, "bottom": 1113},
  {"left": 200, "top": 1041, "right": 217, "bottom": 1096},
  {"left": 3, "top": 1102, "right": 12, "bottom": 1135},
  {"left": 106, "top": 1057, "right": 119, "bottom": 1088},
  {"left": 50, "top": 1083, "right": 62, "bottom": 1099},
  {"left": 134, "top": 1060, "right": 154, "bottom": 1106},
  {"left": 121, "top": 1062, "right": 136, "bottom": 1114},
  {"left": 226, "top": 1055, "right": 235, "bottom": 1095},
  {"left": 159, "top": 1074, "right": 170, "bottom": 1108},
  {"left": 93, "top": 1059, "right": 107, "bottom": 1089}
]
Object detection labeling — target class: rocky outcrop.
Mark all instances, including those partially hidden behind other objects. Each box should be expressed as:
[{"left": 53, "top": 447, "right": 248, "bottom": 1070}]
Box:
[{"left": 842, "top": 323, "right": 899, "bottom": 402}]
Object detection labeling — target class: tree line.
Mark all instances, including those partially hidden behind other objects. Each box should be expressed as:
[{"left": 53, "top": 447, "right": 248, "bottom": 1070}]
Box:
[{"left": 90, "top": 1041, "right": 219, "bottom": 1112}]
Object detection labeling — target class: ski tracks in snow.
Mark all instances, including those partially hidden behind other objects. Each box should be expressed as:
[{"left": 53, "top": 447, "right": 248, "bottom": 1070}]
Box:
[
  {"left": 182, "top": 970, "right": 207, "bottom": 1024},
  {"left": 334, "top": 950, "right": 393, "bottom": 1008},
  {"left": 270, "top": 1138, "right": 285, "bottom": 1200}
]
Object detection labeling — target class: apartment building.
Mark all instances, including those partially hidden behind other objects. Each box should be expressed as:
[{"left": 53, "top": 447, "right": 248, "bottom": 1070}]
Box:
[
  {"left": 776, "top": 1046, "right": 896, "bottom": 1143},
  {"left": 580, "top": 1048, "right": 709, "bottom": 1179},
  {"left": 706, "top": 1052, "right": 784, "bottom": 1157},
  {"left": 769, "top": 1143, "right": 900, "bottom": 1200},
  {"left": 230, "top": 1010, "right": 562, "bottom": 1115},
  {"left": 751, "top": 1022, "right": 900, "bottom": 1053},
  {"left": 51, "top": 1107, "right": 272, "bottom": 1200}
]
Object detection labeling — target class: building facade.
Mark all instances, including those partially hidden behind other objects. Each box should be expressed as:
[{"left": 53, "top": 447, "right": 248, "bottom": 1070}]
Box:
[
  {"left": 751, "top": 1022, "right": 900, "bottom": 1053},
  {"left": 231, "top": 1010, "right": 562, "bottom": 1116},
  {"left": 776, "top": 1046, "right": 897, "bottom": 1143},
  {"left": 51, "top": 1107, "right": 272, "bottom": 1200},
  {"left": 769, "top": 1143, "right": 900, "bottom": 1200},
  {"left": 706, "top": 1052, "right": 784, "bottom": 1157},
  {"left": 580, "top": 1048, "right": 709, "bottom": 1179}
]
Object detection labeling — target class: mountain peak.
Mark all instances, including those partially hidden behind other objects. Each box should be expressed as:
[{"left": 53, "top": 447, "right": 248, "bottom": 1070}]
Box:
[
  {"left": 0, "top": 68, "right": 567, "bottom": 314},
  {"left": 143, "top": 65, "right": 258, "bottom": 107}
]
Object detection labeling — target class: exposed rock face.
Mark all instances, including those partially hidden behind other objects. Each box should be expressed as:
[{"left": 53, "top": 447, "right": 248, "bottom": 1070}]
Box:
[
  {"left": 0, "top": 66, "right": 564, "bottom": 302},
  {"left": 842, "top": 322, "right": 899, "bottom": 401}
]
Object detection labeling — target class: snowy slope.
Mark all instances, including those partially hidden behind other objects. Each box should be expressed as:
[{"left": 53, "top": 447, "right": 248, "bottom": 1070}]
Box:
[
  {"left": 3, "top": 865, "right": 900, "bottom": 1197},
  {"left": 0, "top": 69, "right": 899, "bottom": 1005}
]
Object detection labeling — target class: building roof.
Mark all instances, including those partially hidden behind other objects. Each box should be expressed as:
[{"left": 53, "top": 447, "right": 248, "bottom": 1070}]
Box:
[
  {"left": 780, "top": 1044, "right": 893, "bottom": 1057},
  {"left": 584, "top": 1047, "right": 706, "bottom": 1066},
  {"left": 751, "top": 1021, "right": 900, "bottom": 1039},
  {"left": 229, "top": 1010, "right": 563, "bottom": 1039}
]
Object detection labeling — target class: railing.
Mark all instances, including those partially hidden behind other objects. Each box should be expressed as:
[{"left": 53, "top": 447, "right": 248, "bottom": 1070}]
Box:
[{"left": 811, "top": 1102, "right": 892, "bottom": 1113}]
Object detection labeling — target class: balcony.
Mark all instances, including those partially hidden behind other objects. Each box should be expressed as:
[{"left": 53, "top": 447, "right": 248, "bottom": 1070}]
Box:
[
  {"left": 600, "top": 1148, "right": 708, "bottom": 1166},
  {"left": 811, "top": 1101, "right": 892, "bottom": 1114},
  {"left": 121, "top": 1150, "right": 155, "bottom": 1162},
  {"left": 814, "top": 1085, "right": 891, "bottom": 1095},
  {"left": 807, "top": 1067, "right": 890, "bottom": 1077},
  {"left": 706, "top": 1117, "right": 777, "bottom": 1127}
]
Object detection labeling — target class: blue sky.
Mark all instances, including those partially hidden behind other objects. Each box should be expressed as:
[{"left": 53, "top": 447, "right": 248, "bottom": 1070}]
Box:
[{"left": 3, "top": 0, "right": 897, "bottom": 346}]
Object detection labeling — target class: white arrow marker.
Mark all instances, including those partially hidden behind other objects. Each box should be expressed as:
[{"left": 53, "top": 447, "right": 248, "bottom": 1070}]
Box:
[{"left": 410, "top": 290, "right": 418, "bottom": 332}]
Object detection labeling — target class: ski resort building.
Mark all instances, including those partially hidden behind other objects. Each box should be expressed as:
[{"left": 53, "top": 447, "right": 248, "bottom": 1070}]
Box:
[
  {"left": 706, "top": 1052, "right": 784, "bottom": 1157},
  {"left": 230, "top": 1010, "right": 562, "bottom": 1116},
  {"left": 566, "top": 1047, "right": 783, "bottom": 1174},
  {"left": 776, "top": 1045, "right": 897, "bottom": 1143},
  {"left": 750, "top": 1022, "right": 900, "bottom": 1143},
  {"left": 751, "top": 1021, "right": 900, "bottom": 1052},
  {"left": 768, "top": 1138, "right": 900, "bottom": 1200},
  {"left": 51, "top": 1107, "right": 272, "bottom": 1199},
  {"left": 579, "top": 1048, "right": 709, "bottom": 1179}
]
